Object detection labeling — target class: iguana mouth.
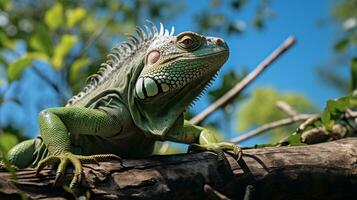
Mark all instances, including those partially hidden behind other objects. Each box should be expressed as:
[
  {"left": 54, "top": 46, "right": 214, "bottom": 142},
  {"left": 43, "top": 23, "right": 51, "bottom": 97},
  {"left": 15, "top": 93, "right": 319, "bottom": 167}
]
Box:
[{"left": 185, "top": 49, "right": 229, "bottom": 59}]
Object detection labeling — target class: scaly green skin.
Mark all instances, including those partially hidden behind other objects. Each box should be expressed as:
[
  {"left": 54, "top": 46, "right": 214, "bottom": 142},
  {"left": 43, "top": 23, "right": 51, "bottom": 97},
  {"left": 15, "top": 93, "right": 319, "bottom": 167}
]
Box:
[{"left": 1, "top": 22, "right": 240, "bottom": 188}]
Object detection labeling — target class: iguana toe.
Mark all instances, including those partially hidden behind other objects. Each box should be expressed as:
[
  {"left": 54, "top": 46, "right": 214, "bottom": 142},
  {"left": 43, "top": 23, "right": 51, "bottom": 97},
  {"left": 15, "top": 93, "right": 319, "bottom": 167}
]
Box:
[
  {"left": 188, "top": 142, "right": 242, "bottom": 161},
  {"left": 36, "top": 152, "right": 122, "bottom": 188}
]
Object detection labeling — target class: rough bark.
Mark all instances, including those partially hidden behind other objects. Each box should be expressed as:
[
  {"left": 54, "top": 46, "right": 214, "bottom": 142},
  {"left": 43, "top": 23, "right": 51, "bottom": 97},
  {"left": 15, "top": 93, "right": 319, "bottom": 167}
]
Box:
[{"left": 0, "top": 138, "right": 356, "bottom": 200}]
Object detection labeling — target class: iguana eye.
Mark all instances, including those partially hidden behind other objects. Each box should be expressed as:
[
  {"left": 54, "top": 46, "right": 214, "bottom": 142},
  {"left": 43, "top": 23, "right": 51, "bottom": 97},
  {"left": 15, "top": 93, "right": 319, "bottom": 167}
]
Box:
[
  {"left": 176, "top": 33, "right": 201, "bottom": 51},
  {"left": 182, "top": 38, "right": 193, "bottom": 45},
  {"left": 147, "top": 50, "right": 160, "bottom": 65}
]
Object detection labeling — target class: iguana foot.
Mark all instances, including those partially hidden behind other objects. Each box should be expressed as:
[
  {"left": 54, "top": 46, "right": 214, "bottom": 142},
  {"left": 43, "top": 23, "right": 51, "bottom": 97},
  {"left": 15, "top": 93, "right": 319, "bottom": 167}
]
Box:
[
  {"left": 188, "top": 142, "right": 242, "bottom": 161},
  {"left": 36, "top": 152, "right": 121, "bottom": 189},
  {"left": 0, "top": 160, "right": 19, "bottom": 170}
]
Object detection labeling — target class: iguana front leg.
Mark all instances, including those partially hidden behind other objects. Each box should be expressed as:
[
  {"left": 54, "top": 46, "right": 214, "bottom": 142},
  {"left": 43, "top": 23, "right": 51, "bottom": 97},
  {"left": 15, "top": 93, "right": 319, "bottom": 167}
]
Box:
[
  {"left": 37, "top": 107, "right": 122, "bottom": 188},
  {"left": 168, "top": 120, "right": 242, "bottom": 160}
]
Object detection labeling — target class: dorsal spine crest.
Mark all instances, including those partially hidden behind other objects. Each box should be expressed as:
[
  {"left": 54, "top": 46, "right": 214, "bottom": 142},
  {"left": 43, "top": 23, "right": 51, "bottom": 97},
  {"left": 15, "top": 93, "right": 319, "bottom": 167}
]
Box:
[{"left": 66, "top": 21, "right": 175, "bottom": 106}]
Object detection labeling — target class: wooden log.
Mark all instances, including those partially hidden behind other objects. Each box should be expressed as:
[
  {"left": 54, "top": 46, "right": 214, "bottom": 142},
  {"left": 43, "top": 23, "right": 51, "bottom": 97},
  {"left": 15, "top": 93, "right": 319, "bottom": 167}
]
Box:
[{"left": 0, "top": 138, "right": 356, "bottom": 200}]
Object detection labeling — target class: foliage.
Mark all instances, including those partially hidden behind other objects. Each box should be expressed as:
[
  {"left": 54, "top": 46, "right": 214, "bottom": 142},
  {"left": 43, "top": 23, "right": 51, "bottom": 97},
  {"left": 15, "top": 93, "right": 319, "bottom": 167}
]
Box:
[
  {"left": 196, "top": 0, "right": 274, "bottom": 34},
  {"left": 317, "top": 0, "right": 357, "bottom": 93},
  {"left": 7, "top": 52, "right": 48, "bottom": 82},
  {"left": 236, "top": 87, "right": 317, "bottom": 143},
  {"left": 352, "top": 57, "right": 357, "bottom": 91},
  {"left": 321, "top": 95, "right": 357, "bottom": 130},
  {"left": 0, "top": 132, "right": 18, "bottom": 152}
]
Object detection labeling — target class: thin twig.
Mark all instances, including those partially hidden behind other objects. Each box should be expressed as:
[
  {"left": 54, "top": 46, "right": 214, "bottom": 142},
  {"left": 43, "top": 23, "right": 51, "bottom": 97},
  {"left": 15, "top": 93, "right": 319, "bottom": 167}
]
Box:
[
  {"left": 276, "top": 101, "right": 298, "bottom": 117},
  {"left": 190, "top": 36, "right": 296, "bottom": 125},
  {"left": 229, "top": 114, "right": 312, "bottom": 144},
  {"left": 297, "top": 115, "right": 320, "bottom": 132},
  {"left": 204, "top": 184, "right": 231, "bottom": 200}
]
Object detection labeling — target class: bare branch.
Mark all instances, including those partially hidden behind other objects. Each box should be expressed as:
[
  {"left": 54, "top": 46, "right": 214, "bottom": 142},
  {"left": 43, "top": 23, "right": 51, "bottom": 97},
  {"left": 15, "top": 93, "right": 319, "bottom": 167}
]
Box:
[
  {"left": 204, "top": 184, "right": 231, "bottom": 200},
  {"left": 230, "top": 114, "right": 313, "bottom": 144},
  {"left": 276, "top": 100, "right": 298, "bottom": 117},
  {"left": 346, "top": 109, "right": 357, "bottom": 118},
  {"left": 297, "top": 115, "right": 320, "bottom": 132},
  {"left": 190, "top": 36, "right": 296, "bottom": 125}
]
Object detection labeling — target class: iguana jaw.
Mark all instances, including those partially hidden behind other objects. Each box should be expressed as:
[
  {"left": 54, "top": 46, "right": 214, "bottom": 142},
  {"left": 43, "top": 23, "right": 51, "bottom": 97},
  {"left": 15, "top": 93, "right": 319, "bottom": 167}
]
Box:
[
  {"left": 135, "top": 50, "right": 228, "bottom": 101},
  {"left": 165, "top": 50, "right": 229, "bottom": 99}
]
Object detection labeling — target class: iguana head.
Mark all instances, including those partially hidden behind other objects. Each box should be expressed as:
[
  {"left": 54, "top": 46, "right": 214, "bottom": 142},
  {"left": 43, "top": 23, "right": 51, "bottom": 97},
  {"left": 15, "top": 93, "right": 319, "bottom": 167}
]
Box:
[
  {"left": 68, "top": 22, "right": 228, "bottom": 136},
  {"left": 135, "top": 31, "right": 228, "bottom": 106},
  {"left": 132, "top": 25, "right": 229, "bottom": 136}
]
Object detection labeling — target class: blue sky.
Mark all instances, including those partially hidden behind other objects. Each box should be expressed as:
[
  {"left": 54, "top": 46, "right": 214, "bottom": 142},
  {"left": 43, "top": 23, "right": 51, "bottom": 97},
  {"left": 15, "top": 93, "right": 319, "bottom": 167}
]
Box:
[
  {"left": 171, "top": 0, "right": 348, "bottom": 145},
  {"left": 0, "top": 0, "right": 349, "bottom": 146},
  {"left": 172, "top": 0, "right": 344, "bottom": 111}
]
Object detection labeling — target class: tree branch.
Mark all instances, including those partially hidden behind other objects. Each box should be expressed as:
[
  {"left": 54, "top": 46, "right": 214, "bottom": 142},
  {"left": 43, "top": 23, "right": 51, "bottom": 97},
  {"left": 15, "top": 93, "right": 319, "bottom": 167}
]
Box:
[
  {"left": 0, "top": 138, "right": 356, "bottom": 199},
  {"left": 190, "top": 36, "right": 296, "bottom": 125},
  {"left": 276, "top": 100, "right": 298, "bottom": 117},
  {"left": 230, "top": 114, "right": 314, "bottom": 144}
]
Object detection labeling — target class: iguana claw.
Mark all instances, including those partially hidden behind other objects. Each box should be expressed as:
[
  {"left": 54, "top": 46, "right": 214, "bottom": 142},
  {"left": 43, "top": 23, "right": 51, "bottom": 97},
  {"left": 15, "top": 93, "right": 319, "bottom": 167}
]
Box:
[
  {"left": 188, "top": 142, "right": 242, "bottom": 161},
  {"left": 36, "top": 152, "right": 121, "bottom": 189}
]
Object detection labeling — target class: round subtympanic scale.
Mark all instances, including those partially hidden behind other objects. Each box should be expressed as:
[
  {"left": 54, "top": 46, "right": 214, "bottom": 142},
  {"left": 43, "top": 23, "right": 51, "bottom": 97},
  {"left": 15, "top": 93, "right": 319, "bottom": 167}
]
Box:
[{"left": 144, "top": 78, "right": 159, "bottom": 97}]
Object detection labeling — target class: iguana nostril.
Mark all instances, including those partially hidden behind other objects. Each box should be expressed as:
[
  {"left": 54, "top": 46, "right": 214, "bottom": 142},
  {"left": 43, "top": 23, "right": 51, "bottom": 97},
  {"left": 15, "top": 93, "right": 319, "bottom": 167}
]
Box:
[{"left": 215, "top": 38, "right": 224, "bottom": 45}]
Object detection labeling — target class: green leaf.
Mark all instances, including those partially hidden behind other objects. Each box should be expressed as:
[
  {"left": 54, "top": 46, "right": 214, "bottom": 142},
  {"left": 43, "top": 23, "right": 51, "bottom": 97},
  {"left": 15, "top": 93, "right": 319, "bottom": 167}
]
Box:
[
  {"left": 321, "top": 108, "right": 333, "bottom": 129},
  {"left": 349, "top": 96, "right": 357, "bottom": 107},
  {"left": 326, "top": 100, "right": 337, "bottom": 114},
  {"left": 286, "top": 133, "right": 305, "bottom": 146},
  {"left": 66, "top": 7, "right": 86, "bottom": 29},
  {"left": 29, "top": 25, "right": 53, "bottom": 55},
  {"left": 334, "top": 96, "right": 350, "bottom": 112},
  {"left": 0, "top": 54, "right": 7, "bottom": 65},
  {"left": 0, "top": 133, "right": 19, "bottom": 153},
  {"left": 334, "top": 38, "right": 349, "bottom": 52},
  {"left": 321, "top": 96, "right": 355, "bottom": 130},
  {"left": 51, "top": 34, "right": 77, "bottom": 70},
  {"left": 69, "top": 57, "right": 90, "bottom": 83},
  {"left": 7, "top": 52, "right": 48, "bottom": 82},
  {"left": 0, "top": 0, "right": 11, "bottom": 10},
  {"left": 0, "top": 155, "right": 17, "bottom": 179},
  {"left": 351, "top": 57, "right": 357, "bottom": 91},
  {"left": 0, "top": 32, "right": 16, "bottom": 49},
  {"left": 44, "top": 3, "right": 64, "bottom": 30}
]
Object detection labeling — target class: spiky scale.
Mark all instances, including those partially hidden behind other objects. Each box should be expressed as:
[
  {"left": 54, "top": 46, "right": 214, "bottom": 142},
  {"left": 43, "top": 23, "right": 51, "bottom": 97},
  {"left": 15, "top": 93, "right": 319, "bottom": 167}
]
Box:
[
  {"left": 147, "top": 20, "right": 158, "bottom": 35},
  {"left": 170, "top": 26, "right": 175, "bottom": 36},
  {"left": 144, "top": 25, "right": 152, "bottom": 39},
  {"left": 159, "top": 22, "right": 164, "bottom": 36},
  {"left": 136, "top": 26, "right": 146, "bottom": 41}
]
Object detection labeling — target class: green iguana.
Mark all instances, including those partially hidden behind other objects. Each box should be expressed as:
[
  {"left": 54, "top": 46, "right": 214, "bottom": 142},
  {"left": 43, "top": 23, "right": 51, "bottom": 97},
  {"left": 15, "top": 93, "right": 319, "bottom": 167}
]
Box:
[{"left": 1, "top": 21, "right": 240, "bottom": 188}]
